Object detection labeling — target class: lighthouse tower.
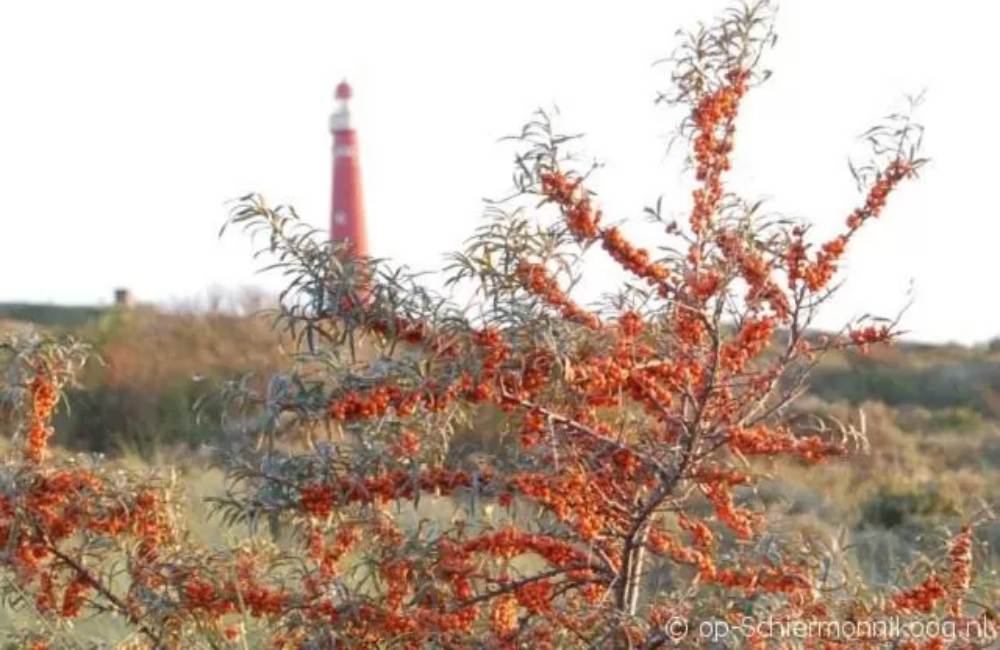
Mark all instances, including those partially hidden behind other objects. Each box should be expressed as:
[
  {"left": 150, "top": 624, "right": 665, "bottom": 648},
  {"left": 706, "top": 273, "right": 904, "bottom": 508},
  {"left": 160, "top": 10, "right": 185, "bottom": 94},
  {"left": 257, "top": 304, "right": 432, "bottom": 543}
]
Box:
[{"left": 329, "top": 80, "right": 368, "bottom": 257}]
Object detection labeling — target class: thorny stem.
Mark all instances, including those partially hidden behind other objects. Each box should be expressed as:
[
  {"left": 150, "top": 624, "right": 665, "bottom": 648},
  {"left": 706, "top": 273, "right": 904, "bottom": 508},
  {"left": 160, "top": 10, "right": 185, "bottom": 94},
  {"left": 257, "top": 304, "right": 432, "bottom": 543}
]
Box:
[{"left": 45, "top": 541, "right": 166, "bottom": 649}]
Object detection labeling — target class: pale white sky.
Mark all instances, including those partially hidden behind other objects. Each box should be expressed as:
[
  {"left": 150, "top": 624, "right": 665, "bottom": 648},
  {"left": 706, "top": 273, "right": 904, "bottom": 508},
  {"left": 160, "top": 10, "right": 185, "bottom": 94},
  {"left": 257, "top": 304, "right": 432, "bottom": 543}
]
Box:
[{"left": 0, "top": 1, "right": 997, "bottom": 344}]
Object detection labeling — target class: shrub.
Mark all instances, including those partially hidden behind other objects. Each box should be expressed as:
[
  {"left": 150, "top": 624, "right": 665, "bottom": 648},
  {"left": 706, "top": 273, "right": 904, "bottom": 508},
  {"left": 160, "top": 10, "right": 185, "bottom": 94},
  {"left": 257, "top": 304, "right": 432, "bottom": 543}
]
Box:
[
  {"left": 860, "top": 485, "right": 960, "bottom": 530},
  {"left": 49, "top": 306, "right": 287, "bottom": 454},
  {"left": 809, "top": 361, "right": 1000, "bottom": 418},
  {"left": 1, "top": 3, "right": 994, "bottom": 648}
]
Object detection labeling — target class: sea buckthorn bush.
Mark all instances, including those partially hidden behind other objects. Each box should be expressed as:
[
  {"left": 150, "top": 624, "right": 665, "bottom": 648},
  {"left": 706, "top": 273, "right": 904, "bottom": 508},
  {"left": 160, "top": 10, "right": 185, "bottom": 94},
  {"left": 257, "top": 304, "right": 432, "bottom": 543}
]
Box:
[{"left": 1, "top": 2, "right": 995, "bottom": 648}]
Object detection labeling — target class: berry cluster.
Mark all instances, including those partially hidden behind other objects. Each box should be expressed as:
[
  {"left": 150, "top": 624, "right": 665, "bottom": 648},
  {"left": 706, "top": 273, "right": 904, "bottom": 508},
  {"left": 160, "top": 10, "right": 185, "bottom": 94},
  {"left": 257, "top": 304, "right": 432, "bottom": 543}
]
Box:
[
  {"left": 689, "top": 70, "right": 749, "bottom": 234},
  {"left": 25, "top": 372, "right": 57, "bottom": 463},
  {"left": 516, "top": 261, "right": 600, "bottom": 329}
]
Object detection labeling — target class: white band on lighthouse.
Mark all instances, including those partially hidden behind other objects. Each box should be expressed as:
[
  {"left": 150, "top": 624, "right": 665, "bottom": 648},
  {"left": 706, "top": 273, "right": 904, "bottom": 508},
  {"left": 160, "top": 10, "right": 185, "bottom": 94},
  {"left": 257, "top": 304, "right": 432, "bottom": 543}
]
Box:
[{"left": 329, "top": 106, "right": 351, "bottom": 132}]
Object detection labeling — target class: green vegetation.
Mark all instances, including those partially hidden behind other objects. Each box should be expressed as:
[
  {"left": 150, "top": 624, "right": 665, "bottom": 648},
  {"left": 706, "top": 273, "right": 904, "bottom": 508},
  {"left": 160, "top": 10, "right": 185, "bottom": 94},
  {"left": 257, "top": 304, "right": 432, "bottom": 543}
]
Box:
[
  {"left": 0, "top": 302, "right": 106, "bottom": 329},
  {"left": 809, "top": 343, "right": 1000, "bottom": 418},
  {"left": 3, "top": 304, "right": 286, "bottom": 455}
]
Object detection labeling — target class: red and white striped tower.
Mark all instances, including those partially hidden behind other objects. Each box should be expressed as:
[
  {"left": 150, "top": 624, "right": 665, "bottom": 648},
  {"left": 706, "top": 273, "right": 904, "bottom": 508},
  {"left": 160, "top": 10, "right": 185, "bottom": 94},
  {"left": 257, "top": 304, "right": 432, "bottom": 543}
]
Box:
[{"left": 329, "top": 80, "right": 368, "bottom": 257}]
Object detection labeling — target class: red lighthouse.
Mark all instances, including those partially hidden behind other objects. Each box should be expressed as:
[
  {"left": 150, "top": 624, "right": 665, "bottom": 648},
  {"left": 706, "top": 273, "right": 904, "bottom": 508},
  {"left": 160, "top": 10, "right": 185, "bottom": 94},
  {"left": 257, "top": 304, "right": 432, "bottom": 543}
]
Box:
[{"left": 329, "top": 80, "right": 368, "bottom": 257}]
